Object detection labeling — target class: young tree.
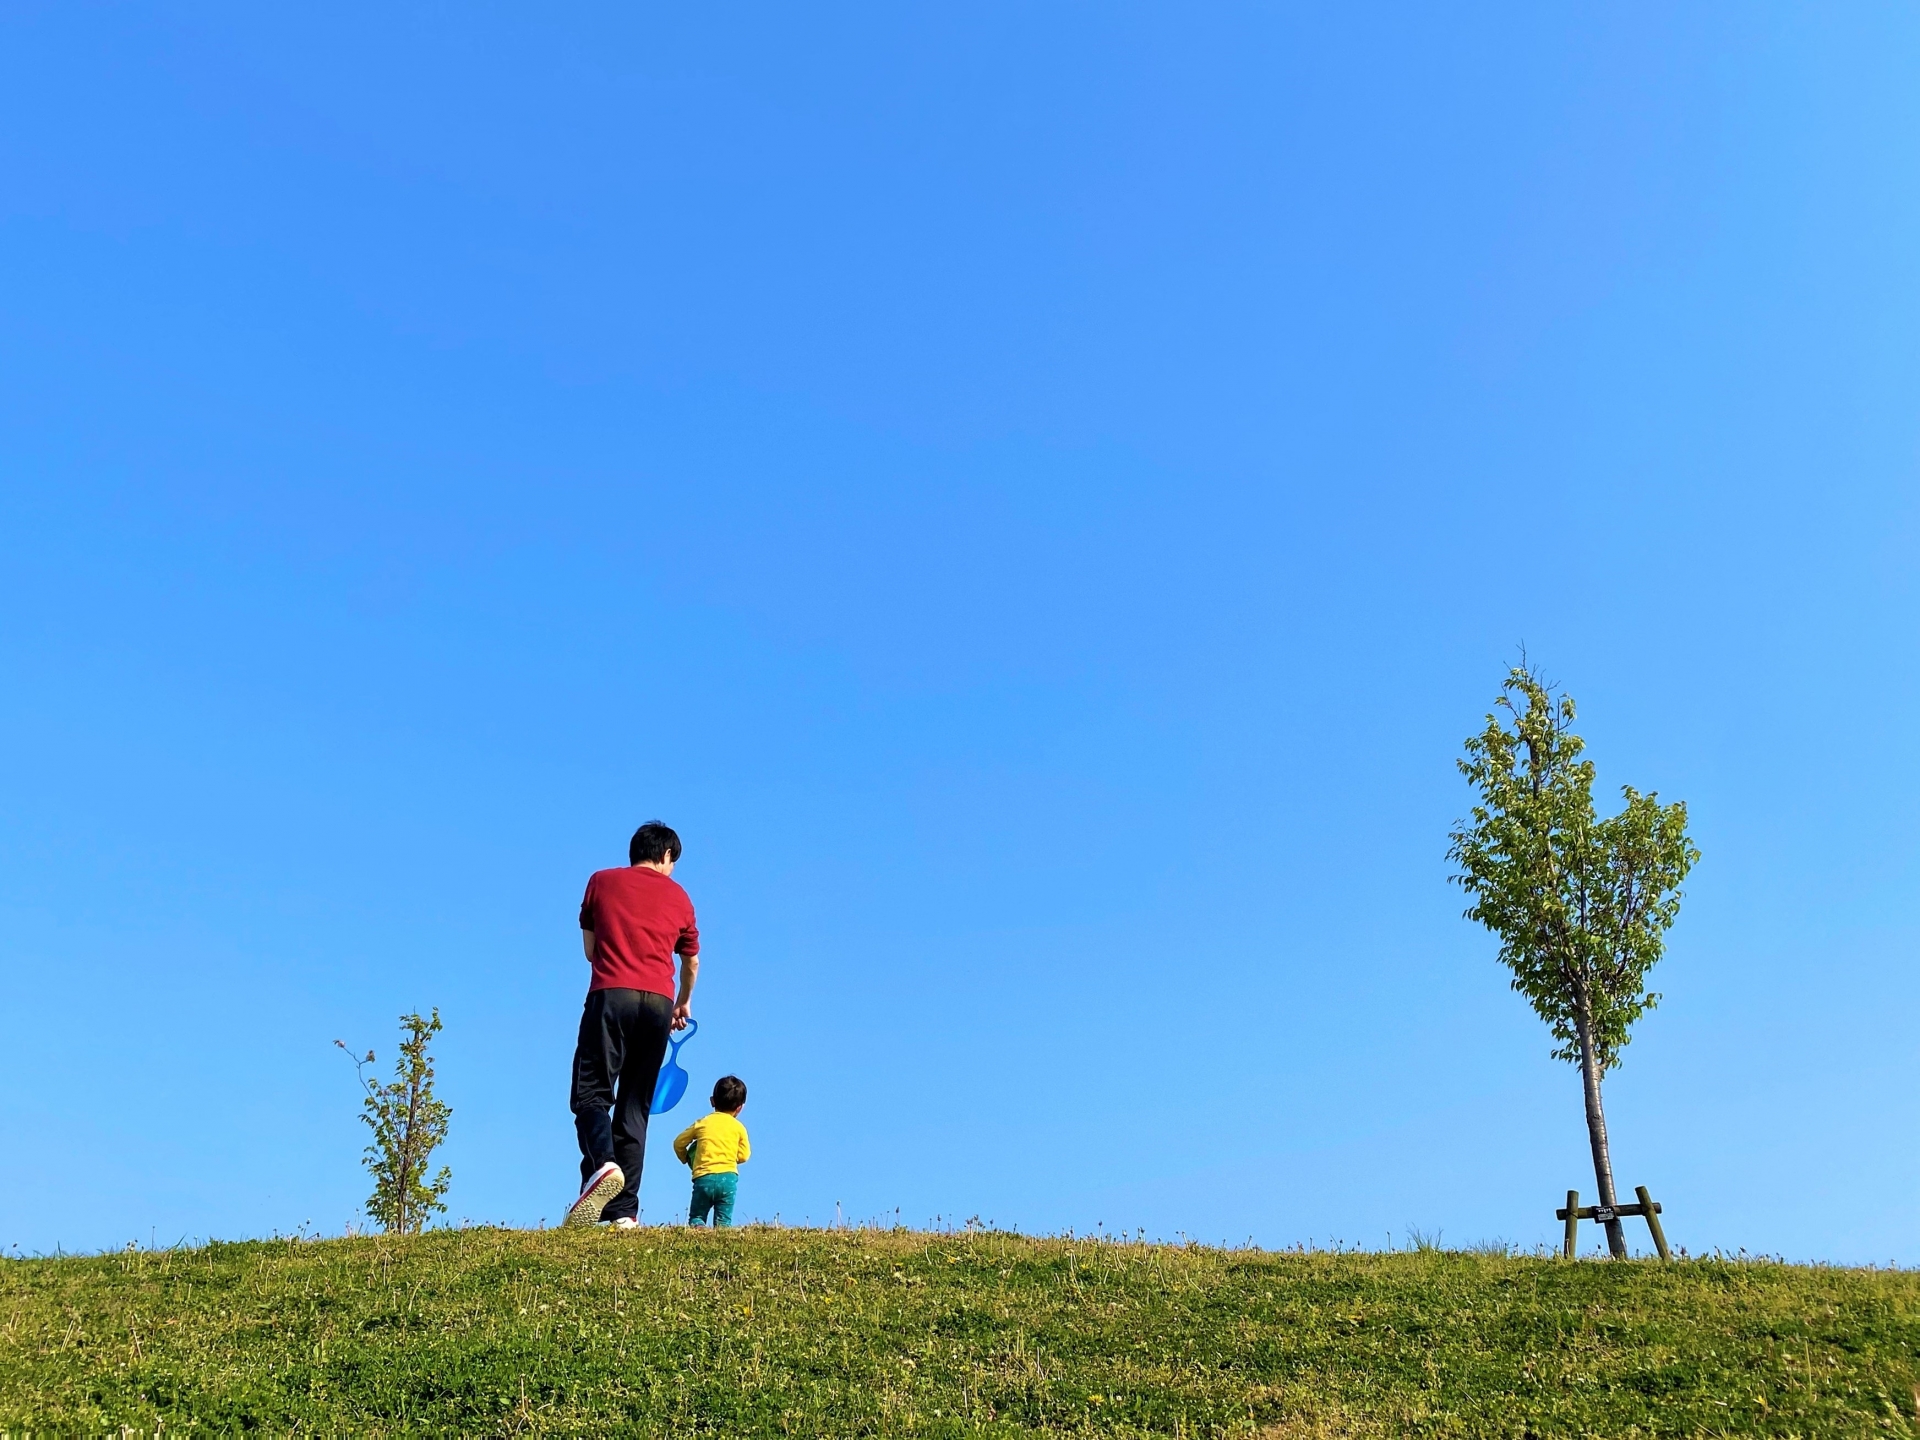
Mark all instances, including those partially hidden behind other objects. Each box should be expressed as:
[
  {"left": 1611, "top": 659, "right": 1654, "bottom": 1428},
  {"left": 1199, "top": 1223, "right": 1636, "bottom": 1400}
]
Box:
[
  {"left": 336, "top": 1010, "right": 452, "bottom": 1235},
  {"left": 1447, "top": 667, "right": 1697, "bottom": 1258}
]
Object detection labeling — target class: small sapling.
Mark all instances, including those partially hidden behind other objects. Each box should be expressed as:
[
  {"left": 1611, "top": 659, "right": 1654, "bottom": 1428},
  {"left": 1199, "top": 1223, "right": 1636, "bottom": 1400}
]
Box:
[{"left": 335, "top": 1010, "right": 453, "bottom": 1236}]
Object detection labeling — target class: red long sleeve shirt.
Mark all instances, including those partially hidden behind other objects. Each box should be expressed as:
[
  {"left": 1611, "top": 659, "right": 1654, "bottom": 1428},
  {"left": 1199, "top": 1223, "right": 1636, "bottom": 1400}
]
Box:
[{"left": 578, "top": 866, "right": 700, "bottom": 998}]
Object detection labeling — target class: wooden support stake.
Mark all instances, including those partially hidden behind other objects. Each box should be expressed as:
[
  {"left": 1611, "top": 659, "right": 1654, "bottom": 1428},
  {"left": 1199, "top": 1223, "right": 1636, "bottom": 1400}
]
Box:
[
  {"left": 1562, "top": 1189, "right": 1579, "bottom": 1259},
  {"left": 1635, "top": 1186, "right": 1671, "bottom": 1262}
]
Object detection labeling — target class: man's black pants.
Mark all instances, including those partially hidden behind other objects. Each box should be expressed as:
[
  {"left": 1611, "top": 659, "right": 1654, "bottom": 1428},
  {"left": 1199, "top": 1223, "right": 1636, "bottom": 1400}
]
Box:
[{"left": 569, "top": 987, "right": 672, "bottom": 1223}]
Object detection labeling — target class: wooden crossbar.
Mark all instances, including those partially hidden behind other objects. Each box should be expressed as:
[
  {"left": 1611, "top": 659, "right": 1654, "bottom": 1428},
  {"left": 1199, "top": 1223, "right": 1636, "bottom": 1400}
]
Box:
[{"left": 1555, "top": 1201, "right": 1662, "bottom": 1222}]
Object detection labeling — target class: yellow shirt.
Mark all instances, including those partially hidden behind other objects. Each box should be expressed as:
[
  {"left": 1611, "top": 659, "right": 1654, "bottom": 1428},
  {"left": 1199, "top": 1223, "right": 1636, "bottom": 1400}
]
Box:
[{"left": 673, "top": 1111, "right": 750, "bottom": 1178}]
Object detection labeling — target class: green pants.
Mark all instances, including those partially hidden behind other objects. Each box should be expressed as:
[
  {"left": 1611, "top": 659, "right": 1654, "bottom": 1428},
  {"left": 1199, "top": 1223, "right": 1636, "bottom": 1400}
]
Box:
[{"left": 689, "top": 1171, "right": 737, "bottom": 1227}]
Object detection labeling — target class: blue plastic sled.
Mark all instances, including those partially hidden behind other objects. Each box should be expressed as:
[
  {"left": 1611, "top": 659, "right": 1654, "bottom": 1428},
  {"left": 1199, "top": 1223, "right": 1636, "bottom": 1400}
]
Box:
[{"left": 651, "top": 1018, "right": 698, "bottom": 1115}]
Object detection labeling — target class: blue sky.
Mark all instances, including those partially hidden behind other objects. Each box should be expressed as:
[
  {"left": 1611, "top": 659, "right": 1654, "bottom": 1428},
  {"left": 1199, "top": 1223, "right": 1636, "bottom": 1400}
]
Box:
[{"left": 1, "top": 4, "right": 1915, "bottom": 1261}]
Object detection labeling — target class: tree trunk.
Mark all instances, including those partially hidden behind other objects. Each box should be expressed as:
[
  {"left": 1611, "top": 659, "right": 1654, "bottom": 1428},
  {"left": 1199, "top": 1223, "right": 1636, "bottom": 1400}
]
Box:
[{"left": 1573, "top": 1009, "right": 1628, "bottom": 1258}]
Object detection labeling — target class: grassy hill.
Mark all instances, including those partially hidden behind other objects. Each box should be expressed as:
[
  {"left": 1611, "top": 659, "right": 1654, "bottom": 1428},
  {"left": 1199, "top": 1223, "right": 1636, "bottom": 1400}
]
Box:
[{"left": 2, "top": 1226, "right": 1916, "bottom": 1436}]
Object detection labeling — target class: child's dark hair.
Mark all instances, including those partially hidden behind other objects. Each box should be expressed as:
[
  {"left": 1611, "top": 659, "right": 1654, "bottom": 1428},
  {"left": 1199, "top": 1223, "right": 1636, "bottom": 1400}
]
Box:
[
  {"left": 711, "top": 1075, "right": 747, "bottom": 1112},
  {"left": 630, "top": 821, "right": 683, "bottom": 865}
]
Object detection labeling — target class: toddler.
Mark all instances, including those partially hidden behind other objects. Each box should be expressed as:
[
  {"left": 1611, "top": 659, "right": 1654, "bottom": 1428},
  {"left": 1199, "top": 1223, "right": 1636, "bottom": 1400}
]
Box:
[{"left": 673, "top": 1075, "right": 750, "bottom": 1227}]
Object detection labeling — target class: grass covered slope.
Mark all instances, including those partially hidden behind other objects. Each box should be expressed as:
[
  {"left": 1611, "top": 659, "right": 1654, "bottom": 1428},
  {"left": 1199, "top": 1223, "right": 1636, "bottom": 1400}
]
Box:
[{"left": 3, "top": 1228, "right": 1917, "bottom": 1436}]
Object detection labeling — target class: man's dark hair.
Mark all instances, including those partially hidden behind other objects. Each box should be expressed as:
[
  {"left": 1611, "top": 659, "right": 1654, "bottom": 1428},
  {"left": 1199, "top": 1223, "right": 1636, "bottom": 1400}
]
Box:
[
  {"left": 711, "top": 1075, "right": 747, "bottom": 1112},
  {"left": 629, "top": 821, "right": 683, "bottom": 866}
]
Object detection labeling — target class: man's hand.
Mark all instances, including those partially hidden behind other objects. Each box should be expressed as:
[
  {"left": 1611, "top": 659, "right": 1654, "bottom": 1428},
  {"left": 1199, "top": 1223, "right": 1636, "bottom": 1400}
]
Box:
[{"left": 672, "top": 1002, "right": 693, "bottom": 1031}]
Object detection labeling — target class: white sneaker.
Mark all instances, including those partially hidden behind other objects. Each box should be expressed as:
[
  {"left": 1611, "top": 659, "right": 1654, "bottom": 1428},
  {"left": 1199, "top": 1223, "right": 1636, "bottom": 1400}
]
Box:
[
  {"left": 608, "top": 1216, "right": 639, "bottom": 1231},
  {"left": 565, "top": 1162, "right": 625, "bottom": 1229}
]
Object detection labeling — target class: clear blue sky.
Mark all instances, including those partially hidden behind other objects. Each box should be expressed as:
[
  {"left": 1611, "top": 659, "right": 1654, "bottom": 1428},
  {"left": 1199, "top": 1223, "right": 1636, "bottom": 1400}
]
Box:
[{"left": 2, "top": 4, "right": 1915, "bottom": 1262}]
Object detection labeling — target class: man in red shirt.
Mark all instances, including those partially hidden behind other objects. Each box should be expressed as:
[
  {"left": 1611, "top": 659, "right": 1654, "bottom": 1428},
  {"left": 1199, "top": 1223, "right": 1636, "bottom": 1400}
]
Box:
[{"left": 563, "top": 820, "right": 700, "bottom": 1229}]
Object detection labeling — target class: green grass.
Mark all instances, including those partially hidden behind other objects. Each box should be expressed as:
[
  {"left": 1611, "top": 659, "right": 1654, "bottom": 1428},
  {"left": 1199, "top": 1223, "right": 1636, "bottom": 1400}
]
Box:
[{"left": 3, "top": 1227, "right": 1917, "bottom": 1436}]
